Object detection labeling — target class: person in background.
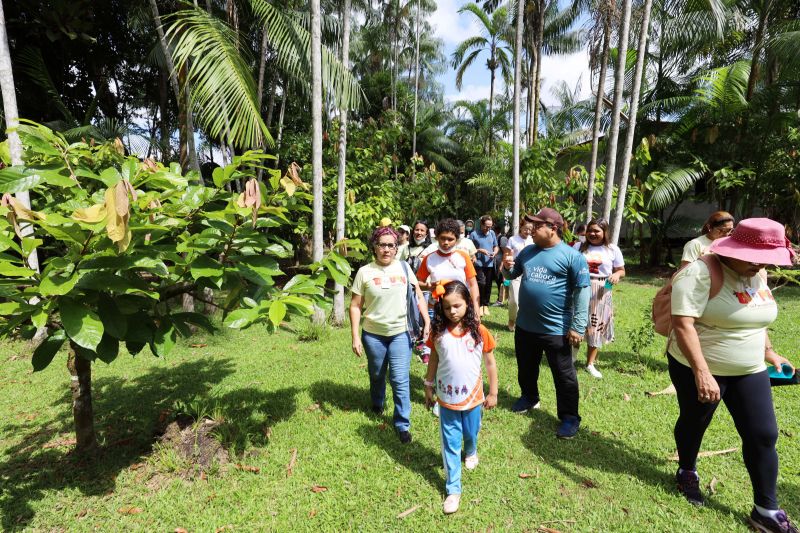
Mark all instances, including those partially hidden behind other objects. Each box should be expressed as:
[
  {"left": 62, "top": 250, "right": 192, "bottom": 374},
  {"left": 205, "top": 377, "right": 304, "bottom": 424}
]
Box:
[
  {"left": 470, "top": 215, "right": 499, "bottom": 317},
  {"left": 681, "top": 211, "right": 735, "bottom": 266},
  {"left": 494, "top": 227, "right": 511, "bottom": 307},
  {"left": 417, "top": 218, "right": 481, "bottom": 320},
  {"left": 502, "top": 208, "right": 590, "bottom": 439},
  {"left": 465, "top": 219, "right": 475, "bottom": 235},
  {"left": 408, "top": 220, "right": 431, "bottom": 273},
  {"left": 573, "top": 218, "right": 625, "bottom": 379},
  {"left": 350, "top": 227, "right": 430, "bottom": 444},
  {"left": 570, "top": 224, "right": 587, "bottom": 246},
  {"left": 397, "top": 225, "right": 411, "bottom": 262},
  {"left": 669, "top": 218, "right": 796, "bottom": 533},
  {"left": 504, "top": 217, "right": 534, "bottom": 332}
]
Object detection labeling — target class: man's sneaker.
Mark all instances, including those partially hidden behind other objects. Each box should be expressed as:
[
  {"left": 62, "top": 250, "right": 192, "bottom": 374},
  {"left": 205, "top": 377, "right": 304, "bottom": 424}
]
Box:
[
  {"left": 675, "top": 469, "right": 704, "bottom": 506},
  {"left": 443, "top": 494, "right": 460, "bottom": 514},
  {"left": 511, "top": 396, "right": 538, "bottom": 413},
  {"left": 491, "top": 300, "right": 504, "bottom": 307},
  {"left": 465, "top": 454, "right": 479, "bottom": 470},
  {"left": 398, "top": 430, "right": 412, "bottom": 444},
  {"left": 556, "top": 415, "right": 580, "bottom": 439},
  {"left": 749, "top": 508, "right": 799, "bottom": 533},
  {"left": 586, "top": 364, "right": 603, "bottom": 379}
]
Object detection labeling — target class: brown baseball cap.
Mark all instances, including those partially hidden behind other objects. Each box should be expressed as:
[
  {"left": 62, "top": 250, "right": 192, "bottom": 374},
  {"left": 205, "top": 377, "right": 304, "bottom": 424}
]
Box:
[{"left": 525, "top": 208, "right": 565, "bottom": 228}]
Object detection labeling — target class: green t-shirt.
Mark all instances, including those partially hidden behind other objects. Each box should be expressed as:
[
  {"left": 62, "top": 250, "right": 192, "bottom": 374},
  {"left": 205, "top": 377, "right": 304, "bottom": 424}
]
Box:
[
  {"left": 681, "top": 234, "right": 713, "bottom": 263},
  {"left": 352, "top": 260, "right": 418, "bottom": 337},
  {"left": 669, "top": 259, "right": 776, "bottom": 376}
]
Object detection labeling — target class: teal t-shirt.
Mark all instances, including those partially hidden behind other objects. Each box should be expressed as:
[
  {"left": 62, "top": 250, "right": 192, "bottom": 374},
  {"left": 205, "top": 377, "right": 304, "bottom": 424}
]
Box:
[{"left": 508, "top": 241, "right": 590, "bottom": 335}]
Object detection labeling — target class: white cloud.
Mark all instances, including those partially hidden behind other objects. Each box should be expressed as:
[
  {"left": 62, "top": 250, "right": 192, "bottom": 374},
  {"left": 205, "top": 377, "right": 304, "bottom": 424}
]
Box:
[
  {"left": 432, "top": 0, "right": 482, "bottom": 46},
  {"left": 444, "top": 79, "right": 508, "bottom": 103},
  {"left": 539, "top": 51, "right": 593, "bottom": 107}
]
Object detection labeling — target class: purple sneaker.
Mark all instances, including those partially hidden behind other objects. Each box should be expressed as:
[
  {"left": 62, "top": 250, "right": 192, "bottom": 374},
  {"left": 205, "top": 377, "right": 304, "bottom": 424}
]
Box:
[
  {"left": 675, "top": 469, "right": 704, "bottom": 506},
  {"left": 749, "top": 508, "right": 798, "bottom": 533}
]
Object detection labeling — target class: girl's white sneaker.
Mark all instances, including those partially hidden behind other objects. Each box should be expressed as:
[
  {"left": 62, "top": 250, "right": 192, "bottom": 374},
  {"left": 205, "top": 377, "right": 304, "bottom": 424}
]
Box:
[
  {"left": 443, "top": 494, "right": 461, "bottom": 514},
  {"left": 586, "top": 364, "right": 603, "bottom": 379},
  {"left": 465, "top": 454, "right": 479, "bottom": 470}
]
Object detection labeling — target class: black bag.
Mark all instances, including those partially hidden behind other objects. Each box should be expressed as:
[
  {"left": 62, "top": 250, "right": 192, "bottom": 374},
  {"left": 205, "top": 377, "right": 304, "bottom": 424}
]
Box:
[{"left": 401, "top": 261, "right": 423, "bottom": 340}]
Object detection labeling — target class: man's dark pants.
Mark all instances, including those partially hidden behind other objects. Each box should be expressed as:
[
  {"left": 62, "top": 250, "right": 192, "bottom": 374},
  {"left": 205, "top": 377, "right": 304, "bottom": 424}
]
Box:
[{"left": 514, "top": 326, "right": 580, "bottom": 420}]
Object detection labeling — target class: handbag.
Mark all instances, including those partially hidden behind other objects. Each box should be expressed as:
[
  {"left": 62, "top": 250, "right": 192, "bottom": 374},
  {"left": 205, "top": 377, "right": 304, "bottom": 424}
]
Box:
[{"left": 400, "top": 261, "right": 423, "bottom": 340}]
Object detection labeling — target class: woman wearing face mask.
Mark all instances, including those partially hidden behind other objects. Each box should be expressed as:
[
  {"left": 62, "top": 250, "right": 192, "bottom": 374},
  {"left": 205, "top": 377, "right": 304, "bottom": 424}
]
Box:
[
  {"left": 407, "top": 220, "right": 431, "bottom": 273},
  {"left": 350, "top": 226, "right": 430, "bottom": 443},
  {"left": 504, "top": 218, "right": 534, "bottom": 331},
  {"left": 416, "top": 218, "right": 481, "bottom": 320},
  {"left": 573, "top": 218, "right": 625, "bottom": 378},
  {"left": 681, "top": 211, "right": 735, "bottom": 267}
]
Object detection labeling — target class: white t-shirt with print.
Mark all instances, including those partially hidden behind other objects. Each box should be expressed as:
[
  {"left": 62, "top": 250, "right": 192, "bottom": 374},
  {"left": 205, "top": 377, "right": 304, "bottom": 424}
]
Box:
[
  {"left": 416, "top": 249, "right": 476, "bottom": 287},
  {"left": 351, "top": 260, "right": 417, "bottom": 337},
  {"left": 573, "top": 243, "right": 625, "bottom": 278},
  {"left": 669, "top": 259, "right": 776, "bottom": 376},
  {"left": 507, "top": 235, "right": 533, "bottom": 259},
  {"left": 426, "top": 325, "right": 496, "bottom": 411}
]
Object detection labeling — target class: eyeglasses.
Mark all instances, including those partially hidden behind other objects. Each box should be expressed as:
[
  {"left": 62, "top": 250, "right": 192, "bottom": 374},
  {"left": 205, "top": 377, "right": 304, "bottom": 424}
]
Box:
[{"left": 376, "top": 243, "right": 397, "bottom": 250}]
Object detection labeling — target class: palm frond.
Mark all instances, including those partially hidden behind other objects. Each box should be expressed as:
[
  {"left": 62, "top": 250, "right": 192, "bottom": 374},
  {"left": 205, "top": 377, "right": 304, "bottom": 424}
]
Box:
[
  {"left": 16, "top": 47, "right": 76, "bottom": 125},
  {"left": 647, "top": 166, "right": 704, "bottom": 210}
]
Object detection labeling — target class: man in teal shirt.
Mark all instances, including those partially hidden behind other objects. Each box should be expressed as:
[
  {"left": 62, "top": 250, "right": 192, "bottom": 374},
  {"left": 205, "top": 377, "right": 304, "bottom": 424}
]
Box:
[{"left": 502, "top": 208, "right": 590, "bottom": 439}]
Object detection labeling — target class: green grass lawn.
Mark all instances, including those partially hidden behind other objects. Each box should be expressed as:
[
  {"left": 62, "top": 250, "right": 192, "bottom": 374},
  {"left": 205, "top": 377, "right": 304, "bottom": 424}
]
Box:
[{"left": 1, "top": 275, "right": 799, "bottom": 531}]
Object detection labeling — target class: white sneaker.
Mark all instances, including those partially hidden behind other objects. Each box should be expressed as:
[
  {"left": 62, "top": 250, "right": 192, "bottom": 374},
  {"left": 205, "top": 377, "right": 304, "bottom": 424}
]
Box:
[
  {"left": 586, "top": 364, "right": 603, "bottom": 379},
  {"left": 532, "top": 401, "right": 541, "bottom": 409},
  {"left": 443, "top": 494, "right": 461, "bottom": 514},
  {"left": 465, "top": 454, "right": 479, "bottom": 470},
  {"left": 432, "top": 402, "right": 440, "bottom": 418}
]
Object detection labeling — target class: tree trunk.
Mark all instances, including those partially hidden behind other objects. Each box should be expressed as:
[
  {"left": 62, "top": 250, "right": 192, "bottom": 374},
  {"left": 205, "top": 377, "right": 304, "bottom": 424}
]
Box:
[
  {"left": 0, "top": 1, "right": 40, "bottom": 273},
  {"left": 158, "top": 70, "right": 170, "bottom": 161},
  {"left": 332, "top": 0, "right": 352, "bottom": 327},
  {"left": 531, "top": 0, "right": 545, "bottom": 144},
  {"left": 746, "top": 7, "right": 769, "bottom": 102},
  {"left": 265, "top": 73, "right": 277, "bottom": 128},
  {"left": 512, "top": 0, "right": 525, "bottom": 234},
  {"left": 183, "top": 76, "right": 202, "bottom": 175},
  {"left": 411, "top": 0, "right": 421, "bottom": 157},
  {"left": 275, "top": 78, "right": 288, "bottom": 168},
  {"left": 585, "top": 14, "right": 610, "bottom": 223},
  {"left": 488, "top": 64, "right": 495, "bottom": 155},
  {"left": 67, "top": 344, "right": 97, "bottom": 453},
  {"left": 311, "top": 0, "right": 324, "bottom": 264},
  {"left": 610, "top": 0, "right": 653, "bottom": 245},
  {"left": 600, "top": 0, "right": 632, "bottom": 222},
  {"left": 527, "top": 52, "right": 535, "bottom": 146}
]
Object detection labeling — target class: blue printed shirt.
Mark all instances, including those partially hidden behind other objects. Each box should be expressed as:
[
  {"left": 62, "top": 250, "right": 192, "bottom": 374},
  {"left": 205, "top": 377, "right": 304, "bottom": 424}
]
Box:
[{"left": 507, "top": 241, "right": 590, "bottom": 335}]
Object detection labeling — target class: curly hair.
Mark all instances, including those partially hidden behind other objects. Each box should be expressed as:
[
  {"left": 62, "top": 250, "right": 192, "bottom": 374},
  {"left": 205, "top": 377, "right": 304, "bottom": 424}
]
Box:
[
  {"left": 430, "top": 281, "right": 481, "bottom": 345},
  {"left": 435, "top": 218, "right": 460, "bottom": 238}
]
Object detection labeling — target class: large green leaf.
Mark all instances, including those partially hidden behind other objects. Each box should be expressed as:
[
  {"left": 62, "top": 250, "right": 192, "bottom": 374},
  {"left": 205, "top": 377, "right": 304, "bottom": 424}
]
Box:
[
  {"left": 60, "top": 298, "right": 104, "bottom": 351},
  {"left": 32, "top": 329, "right": 66, "bottom": 371},
  {"left": 0, "top": 261, "right": 36, "bottom": 277},
  {"left": 39, "top": 265, "right": 80, "bottom": 296},
  {"left": 96, "top": 334, "right": 120, "bottom": 364},
  {"left": 151, "top": 319, "right": 177, "bottom": 357},
  {"left": 268, "top": 300, "right": 287, "bottom": 328},
  {"left": 171, "top": 312, "right": 215, "bottom": 334},
  {"left": 98, "top": 294, "right": 128, "bottom": 339},
  {"left": 223, "top": 307, "right": 258, "bottom": 329},
  {"left": 190, "top": 255, "right": 224, "bottom": 280},
  {"left": 0, "top": 166, "right": 44, "bottom": 193}
]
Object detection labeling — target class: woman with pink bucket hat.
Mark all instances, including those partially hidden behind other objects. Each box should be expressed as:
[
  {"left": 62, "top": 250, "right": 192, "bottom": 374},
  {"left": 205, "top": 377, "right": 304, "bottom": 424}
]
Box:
[{"left": 668, "top": 218, "right": 797, "bottom": 532}]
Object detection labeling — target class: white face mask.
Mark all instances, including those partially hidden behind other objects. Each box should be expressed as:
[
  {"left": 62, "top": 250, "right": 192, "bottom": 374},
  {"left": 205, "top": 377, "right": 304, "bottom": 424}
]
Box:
[
  {"left": 578, "top": 236, "right": 586, "bottom": 243},
  {"left": 414, "top": 237, "right": 426, "bottom": 245},
  {"left": 438, "top": 244, "right": 452, "bottom": 254}
]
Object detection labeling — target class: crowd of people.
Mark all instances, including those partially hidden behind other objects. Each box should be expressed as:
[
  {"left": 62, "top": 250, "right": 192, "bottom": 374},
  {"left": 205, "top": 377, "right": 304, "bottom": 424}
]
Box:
[{"left": 347, "top": 209, "right": 797, "bottom": 531}]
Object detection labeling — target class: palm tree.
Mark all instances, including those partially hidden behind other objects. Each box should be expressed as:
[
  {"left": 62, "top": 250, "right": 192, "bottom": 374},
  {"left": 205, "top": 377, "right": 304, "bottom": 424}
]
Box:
[
  {"left": 585, "top": 0, "right": 613, "bottom": 222},
  {"left": 512, "top": 0, "right": 525, "bottom": 233},
  {"left": 448, "top": 98, "right": 512, "bottom": 149},
  {"left": 333, "top": 0, "right": 352, "bottom": 326},
  {"left": 311, "top": 0, "right": 324, "bottom": 264},
  {"left": 451, "top": 2, "right": 513, "bottom": 155},
  {"left": 610, "top": 0, "right": 654, "bottom": 244},
  {"left": 600, "top": 0, "right": 632, "bottom": 222}
]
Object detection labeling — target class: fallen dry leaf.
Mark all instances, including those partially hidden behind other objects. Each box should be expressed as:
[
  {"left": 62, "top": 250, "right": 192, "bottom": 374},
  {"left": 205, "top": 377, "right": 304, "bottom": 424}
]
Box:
[
  {"left": 235, "top": 464, "right": 260, "bottom": 473},
  {"left": 308, "top": 509, "right": 317, "bottom": 518},
  {"left": 189, "top": 343, "right": 208, "bottom": 348},
  {"left": 708, "top": 476, "right": 718, "bottom": 494},
  {"left": 175, "top": 528, "right": 188, "bottom": 533},
  {"left": 623, "top": 393, "right": 631, "bottom": 401},
  {"left": 129, "top": 462, "right": 145, "bottom": 471},
  {"left": 118, "top": 506, "right": 143, "bottom": 515},
  {"left": 43, "top": 438, "right": 77, "bottom": 449},
  {"left": 397, "top": 505, "right": 421, "bottom": 519},
  {"left": 646, "top": 384, "right": 677, "bottom": 397},
  {"left": 76, "top": 509, "right": 88, "bottom": 518},
  {"left": 215, "top": 526, "right": 233, "bottom": 532},
  {"left": 306, "top": 403, "right": 321, "bottom": 412},
  {"left": 378, "top": 423, "right": 387, "bottom": 431},
  {"left": 310, "top": 485, "right": 328, "bottom": 493},
  {"left": 519, "top": 473, "right": 533, "bottom": 479},
  {"left": 200, "top": 471, "right": 208, "bottom": 481},
  {"left": 537, "top": 527, "right": 562, "bottom": 533},
  {"left": 581, "top": 479, "right": 598, "bottom": 489},
  {"left": 286, "top": 448, "right": 298, "bottom": 477}
]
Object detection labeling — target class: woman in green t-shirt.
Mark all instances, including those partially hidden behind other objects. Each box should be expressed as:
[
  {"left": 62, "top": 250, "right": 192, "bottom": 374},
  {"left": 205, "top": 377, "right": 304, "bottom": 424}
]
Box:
[
  {"left": 669, "top": 218, "right": 797, "bottom": 532},
  {"left": 350, "top": 226, "right": 430, "bottom": 444}
]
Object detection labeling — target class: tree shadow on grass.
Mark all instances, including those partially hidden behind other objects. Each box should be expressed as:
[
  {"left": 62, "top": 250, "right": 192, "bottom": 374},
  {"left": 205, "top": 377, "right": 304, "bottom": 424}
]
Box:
[
  {"left": 521, "top": 409, "right": 740, "bottom": 519},
  {"left": 357, "top": 424, "right": 444, "bottom": 494},
  {"left": 778, "top": 481, "right": 800, "bottom": 516},
  {"left": 0, "top": 357, "right": 238, "bottom": 531},
  {"left": 308, "top": 373, "right": 428, "bottom": 420},
  {"left": 601, "top": 348, "right": 669, "bottom": 374}
]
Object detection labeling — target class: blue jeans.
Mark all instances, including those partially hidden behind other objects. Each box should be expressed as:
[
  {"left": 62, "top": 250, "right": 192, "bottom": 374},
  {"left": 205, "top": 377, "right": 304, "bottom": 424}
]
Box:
[
  {"left": 440, "top": 404, "right": 482, "bottom": 495},
  {"left": 362, "top": 331, "right": 413, "bottom": 432}
]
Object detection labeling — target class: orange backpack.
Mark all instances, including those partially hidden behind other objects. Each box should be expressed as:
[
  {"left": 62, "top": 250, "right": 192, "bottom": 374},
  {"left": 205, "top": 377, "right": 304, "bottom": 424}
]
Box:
[{"left": 652, "top": 254, "right": 724, "bottom": 337}]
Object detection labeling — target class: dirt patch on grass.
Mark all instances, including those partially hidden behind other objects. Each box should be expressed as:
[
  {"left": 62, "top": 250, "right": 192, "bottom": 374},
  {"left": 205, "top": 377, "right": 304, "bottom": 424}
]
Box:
[{"left": 158, "top": 414, "right": 229, "bottom": 471}]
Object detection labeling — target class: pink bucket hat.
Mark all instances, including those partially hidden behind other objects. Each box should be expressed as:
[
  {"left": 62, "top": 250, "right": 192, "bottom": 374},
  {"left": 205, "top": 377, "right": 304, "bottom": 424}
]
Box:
[{"left": 709, "top": 218, "right": 795, "bottom": 266}]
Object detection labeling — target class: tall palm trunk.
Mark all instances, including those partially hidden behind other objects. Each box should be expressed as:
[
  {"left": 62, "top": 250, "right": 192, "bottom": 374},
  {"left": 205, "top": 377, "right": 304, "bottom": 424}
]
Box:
[
  {"left": 585, "top": 14, "right": 610, "bottom": 223},
  {"left": 527, "top": 52, "right": 535, "bottom": 146},
  {"left": 600, "top": 0, "right": 632, "bottom": 222},
  {"left": 531, "top": 0, "right": 545, "bottom": 144},
  {"left": 0, "top": 0, "right": 40, "bottom": 273},
  {"left": 332, "top": 0, "right": 352, "bottom": 327},
  {"left": 488, "top": 63, "right": 495, "bottom": 155},
  {"left": 611, "top": 0, "right": 653, "bottom": 245},
  {"left": 275, "top": 78, "right": 288, "bottom": 168},
  {"left": 411, "top": 0, "right": 421, "bottom": 157},
  {"left": 512, "top": 0, "right": 525, "bottom": 234},
  {"left": 311, "top": 0, "right": 324, "bottom": 264}
]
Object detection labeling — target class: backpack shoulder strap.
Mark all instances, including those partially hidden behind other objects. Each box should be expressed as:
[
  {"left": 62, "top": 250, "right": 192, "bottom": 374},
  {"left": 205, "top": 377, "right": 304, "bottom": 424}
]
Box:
[{"left": 699, "top": 254, "right": 724, "bottom": 300}]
